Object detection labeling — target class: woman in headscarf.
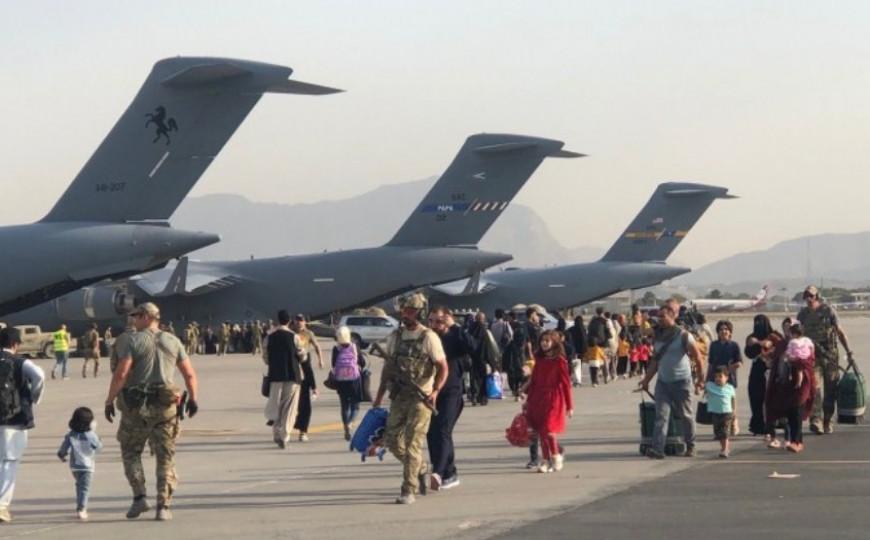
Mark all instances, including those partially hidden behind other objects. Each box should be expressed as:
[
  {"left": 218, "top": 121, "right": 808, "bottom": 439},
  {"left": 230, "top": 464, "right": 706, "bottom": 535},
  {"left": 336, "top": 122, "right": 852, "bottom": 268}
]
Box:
[
  {"left": 763, "top": 326, "right": 815, "bottom": 452},
  {"left": 744, "top": 314, "right": 776, "bottom": 436}
]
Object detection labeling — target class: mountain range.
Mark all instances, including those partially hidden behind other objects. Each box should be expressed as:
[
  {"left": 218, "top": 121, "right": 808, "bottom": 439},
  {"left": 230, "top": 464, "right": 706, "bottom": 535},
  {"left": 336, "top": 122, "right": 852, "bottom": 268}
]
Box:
[
  {"left": 173, "top": 179, "right": 870, "bottom": 290},
  {"left": 173, "top": 178, "right": 602, "bottom": 269}
]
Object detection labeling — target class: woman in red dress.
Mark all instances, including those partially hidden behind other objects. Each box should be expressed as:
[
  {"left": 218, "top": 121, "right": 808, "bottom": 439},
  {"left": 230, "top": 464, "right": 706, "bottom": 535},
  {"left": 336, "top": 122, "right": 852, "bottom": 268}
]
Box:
[{"left": 525, "top": 330, "right": 574, "bottom": 473}]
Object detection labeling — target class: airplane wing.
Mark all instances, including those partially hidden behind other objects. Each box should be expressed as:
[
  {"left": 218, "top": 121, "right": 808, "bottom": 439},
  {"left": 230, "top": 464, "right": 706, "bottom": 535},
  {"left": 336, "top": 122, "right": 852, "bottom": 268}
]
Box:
[{"left": 132, "top": 258, "right": 246, "bottom": 297}]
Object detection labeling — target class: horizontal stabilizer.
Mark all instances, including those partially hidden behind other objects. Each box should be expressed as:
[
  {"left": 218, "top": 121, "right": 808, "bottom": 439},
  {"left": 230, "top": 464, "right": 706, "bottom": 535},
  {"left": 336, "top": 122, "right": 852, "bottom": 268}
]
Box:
[
  {"left": 267, "top": 79, "right": 344, "bottom": 95},
  {"left": 135, "top": 259, "right": 243, "bottom": 297},
  {"left": 387, "top": 133, "right": 582, "bottom": 247},
  {"left": 41, "top": 56, "right": 340, "bottom": 224},
  {"left": 601, "top": 182, "right": 732, "bottom": 263}
]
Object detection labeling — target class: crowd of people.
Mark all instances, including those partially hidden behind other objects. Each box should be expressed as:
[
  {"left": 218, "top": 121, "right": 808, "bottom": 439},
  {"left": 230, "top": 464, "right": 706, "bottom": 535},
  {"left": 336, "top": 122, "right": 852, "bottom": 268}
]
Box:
[{"left": 0, "top": 284, "right": 858, "bottom": 521}]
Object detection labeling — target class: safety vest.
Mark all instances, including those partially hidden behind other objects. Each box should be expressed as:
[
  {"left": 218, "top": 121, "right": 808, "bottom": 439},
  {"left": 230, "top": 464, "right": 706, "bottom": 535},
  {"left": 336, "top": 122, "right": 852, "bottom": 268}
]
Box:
[{"left": 53, "top": 330, "right": 69, "bottom": 352}]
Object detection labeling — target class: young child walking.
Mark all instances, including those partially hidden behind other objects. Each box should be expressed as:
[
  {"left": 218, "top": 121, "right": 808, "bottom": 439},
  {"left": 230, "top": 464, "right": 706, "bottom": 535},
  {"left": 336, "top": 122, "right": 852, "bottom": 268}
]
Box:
[
  {"left": 705, "top": 366, "right": 736, "bottom": 458},
  {"left": 57, "top": 407, "right": 102, "bottom": 520},
  {"left": 524, "top": 330, "right": 573, "bottom": 473}
]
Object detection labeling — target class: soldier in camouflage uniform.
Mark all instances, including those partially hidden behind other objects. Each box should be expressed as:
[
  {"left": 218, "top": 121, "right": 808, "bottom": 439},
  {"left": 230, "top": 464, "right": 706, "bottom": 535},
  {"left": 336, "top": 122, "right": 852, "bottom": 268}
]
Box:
[
  {"left": 104, "top": 303, "right": 199, "bottom": 521},
  {"left": 797, "top": 285, "right": 853, "bottom": 434},
  {"left": 373, "top": 294, "right": 448, "bottom": 505},
  {"left": 217, "top": 322, "right": 230, "bottom": 356}
]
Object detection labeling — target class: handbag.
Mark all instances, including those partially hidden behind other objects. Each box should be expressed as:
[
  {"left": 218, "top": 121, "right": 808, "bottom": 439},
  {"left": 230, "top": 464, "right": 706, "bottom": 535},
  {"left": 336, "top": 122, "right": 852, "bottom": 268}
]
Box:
[
  {"left": 323, "top": 371, "right": 338, "bottom": 391},
  {"left": 260, "top": 376, "right": 270, "bottom": 398},
  {"left": 696, "top": 395, "right": 713, "bottom": 425}
]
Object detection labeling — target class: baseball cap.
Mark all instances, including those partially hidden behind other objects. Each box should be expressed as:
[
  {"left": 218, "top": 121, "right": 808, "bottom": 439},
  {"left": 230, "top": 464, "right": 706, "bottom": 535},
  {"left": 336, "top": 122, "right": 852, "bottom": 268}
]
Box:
[
  {"left": 131, "top": 302, "right": 160, "bottom": 319},
  {"left": 803, "top": 285, "right": 819, "bottom": 299}
]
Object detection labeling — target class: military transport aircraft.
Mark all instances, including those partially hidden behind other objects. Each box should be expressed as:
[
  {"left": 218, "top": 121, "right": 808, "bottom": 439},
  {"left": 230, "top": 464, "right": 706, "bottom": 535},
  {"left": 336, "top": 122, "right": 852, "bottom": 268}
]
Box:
[
  {"left": 423, "top": 182, "right": 733, "bottom": 314},
  {"left": 3, "top": 134, "right": 580, "bottom": 331},
  {"left": 0, "top": 56, "right": 340, "bottom": 317}
]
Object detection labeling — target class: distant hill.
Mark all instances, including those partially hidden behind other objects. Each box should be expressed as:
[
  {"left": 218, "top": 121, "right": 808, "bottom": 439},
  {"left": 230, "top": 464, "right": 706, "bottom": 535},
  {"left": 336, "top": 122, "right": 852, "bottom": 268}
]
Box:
[
  {"left": 173, "top": 178, "right": 603, "bottom": 269},
  {"left": 674, "top": 232, "right": 870, "bottom": 288}
]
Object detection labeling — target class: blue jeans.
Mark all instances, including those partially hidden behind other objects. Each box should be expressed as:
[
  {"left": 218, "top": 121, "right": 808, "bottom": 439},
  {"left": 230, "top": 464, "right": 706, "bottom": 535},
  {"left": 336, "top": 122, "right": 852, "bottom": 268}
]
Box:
[
  {"left": 54, "top": 351, "right": 69, "bottom": 378},
  {"left": 73, "top": 470, "right": 92, "bottom": 510},
  {"left": 339, "top": 393, "right": 360, "bottom": 426},
  {"left": 652, "top": 378, "right": 696, "bottom": 453}
]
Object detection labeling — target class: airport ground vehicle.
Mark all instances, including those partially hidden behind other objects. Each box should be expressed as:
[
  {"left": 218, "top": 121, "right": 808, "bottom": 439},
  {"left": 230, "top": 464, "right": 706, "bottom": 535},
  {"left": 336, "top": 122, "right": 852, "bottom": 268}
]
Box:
[
  {"left": 337, "top": 314, "right": 399, "bottom": 348},
  {"left": 0, "top": 323, "right": 78, "bottom": 358}
]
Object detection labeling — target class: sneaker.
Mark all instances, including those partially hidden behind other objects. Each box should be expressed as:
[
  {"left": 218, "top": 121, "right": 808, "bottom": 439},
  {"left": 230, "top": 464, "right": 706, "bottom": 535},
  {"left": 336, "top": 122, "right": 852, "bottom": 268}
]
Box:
[
  {"left": 277, "top": 439, "right": 286, "bottom": 449},
  {"left": 823, "top": 422, "right": 833, "bottom": 434},
  {"left": 418, "top": 463, "right": 430, "bottom": 495},
  {"left": 77, "top": 509, "right": 89, "bottom": 521},
  {"left": 441, "top": 475, "right": 461, "bottom": 490},
  {"left": 645, "top": 448, "right": 665, "bottom": 460},
  {"left": 592, "top": 383, "right": 599, "bottom": 388},
  {"left": 718, "top": 451, "right": 729, "bottom": 459},
  {"left": 155, "top": 506, "right": 172, "bottom": 521},
  {"left": 430, "top": 472, "right": 442, "bottom": 491},
  {"left": 0, "top": 506, "right": 11, "bottom": 523},
  {"left": 299, "top": 433, "right": 309, "bottom": 442},
  {"left": 126, "top": 497, "right": 150, "bottom": 519},
  {"left": 553, "top": 453, "right": 564, "bottom": 472},
  {"left": 768, "top": 439, "right": 782, "bottom": 449},
  {"left": 683, "top": 445, "right": 696, "bottom": 458},
  {"left": 266, "top": 420, "right": 275, "bottom": 427},
  {"left": 809, "top": 423, "right": 822, "bottom": 435},
  {"left": 395, "top": 493, "right": 416, "bottom": 505},
  {"left": 525, "top": 460, "right": 539, "bottom": 470},
  {"left": 537, "top": 461, "right": 553, "bottom": 473}
]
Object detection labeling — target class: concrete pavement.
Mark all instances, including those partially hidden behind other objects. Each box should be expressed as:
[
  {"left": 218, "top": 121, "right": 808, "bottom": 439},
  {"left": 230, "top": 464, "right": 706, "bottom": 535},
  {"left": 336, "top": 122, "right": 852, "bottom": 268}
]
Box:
[{"left": 2, "top": 316, "right": 867, "bottom": 539}]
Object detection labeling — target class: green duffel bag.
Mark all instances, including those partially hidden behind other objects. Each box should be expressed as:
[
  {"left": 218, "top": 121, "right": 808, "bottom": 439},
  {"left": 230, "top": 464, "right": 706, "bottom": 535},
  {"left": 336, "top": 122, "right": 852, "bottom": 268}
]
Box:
[{"left": 838, "top": 358, "right": 867, "bottom": 424}]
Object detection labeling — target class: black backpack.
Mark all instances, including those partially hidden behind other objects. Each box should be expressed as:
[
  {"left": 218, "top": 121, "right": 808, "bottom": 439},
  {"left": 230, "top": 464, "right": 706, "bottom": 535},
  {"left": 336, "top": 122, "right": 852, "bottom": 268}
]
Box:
[{"left": 0, "top": 357, "right": 22, "bottom": 424}]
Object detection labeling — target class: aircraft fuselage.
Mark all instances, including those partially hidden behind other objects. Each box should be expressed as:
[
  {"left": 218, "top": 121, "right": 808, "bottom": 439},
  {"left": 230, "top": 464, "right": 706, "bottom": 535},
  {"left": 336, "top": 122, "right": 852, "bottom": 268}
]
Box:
[
  {"left": 428, "top": 261, "right": 690, "bottom": 315},
  {"left": 0, "top": 222, "right": 219, "bottom": 316}
]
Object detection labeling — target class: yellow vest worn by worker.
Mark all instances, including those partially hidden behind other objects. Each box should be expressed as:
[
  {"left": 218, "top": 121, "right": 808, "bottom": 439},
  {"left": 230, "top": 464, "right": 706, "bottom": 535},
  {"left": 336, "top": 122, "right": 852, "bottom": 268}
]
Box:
[{"left": 53, "top": 330, "right": 70, "bottom": 352}]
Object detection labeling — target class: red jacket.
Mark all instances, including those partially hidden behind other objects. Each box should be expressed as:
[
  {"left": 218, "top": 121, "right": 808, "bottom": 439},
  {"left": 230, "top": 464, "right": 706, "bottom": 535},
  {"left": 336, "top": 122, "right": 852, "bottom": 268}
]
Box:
[{"left": 526, "top": 353, "right": 573, "bottom": 434}]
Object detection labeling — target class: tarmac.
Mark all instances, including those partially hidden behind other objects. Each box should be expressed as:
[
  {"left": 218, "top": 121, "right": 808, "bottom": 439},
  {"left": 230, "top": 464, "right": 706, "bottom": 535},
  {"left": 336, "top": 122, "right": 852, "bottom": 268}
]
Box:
[{"left": 2, "top": 316, "right": 868, "bottom": 539}]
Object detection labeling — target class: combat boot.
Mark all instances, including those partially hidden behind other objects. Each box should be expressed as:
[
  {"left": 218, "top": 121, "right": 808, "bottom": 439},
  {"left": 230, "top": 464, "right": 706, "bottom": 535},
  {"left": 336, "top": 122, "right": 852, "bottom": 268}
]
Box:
[
  {"left": 395, "top": 493, "right": 416, "bottom": 505},
  {"left": 126, "top": 496, "right": 150, "bottom": 519},
  {"left": 155, "top": 506, "right": 173, "bottom": 521}
]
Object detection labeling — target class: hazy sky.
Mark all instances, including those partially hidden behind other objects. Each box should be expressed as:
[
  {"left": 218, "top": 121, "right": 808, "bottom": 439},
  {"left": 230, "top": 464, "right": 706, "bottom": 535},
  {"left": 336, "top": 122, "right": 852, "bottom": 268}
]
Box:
[{"left": 2, "top": 1, "right": 869, "bottom": 267}]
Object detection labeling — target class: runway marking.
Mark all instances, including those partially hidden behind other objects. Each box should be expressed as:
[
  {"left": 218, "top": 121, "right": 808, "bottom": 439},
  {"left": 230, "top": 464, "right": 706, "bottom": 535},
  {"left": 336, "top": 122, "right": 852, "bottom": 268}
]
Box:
[
  {"left": 308, "top": 422, "right": 345, "bottom": 434},
  {"left": 718, "top": 460, "right": 870, "bottom": 464},
  {"left": 8, "top": 524, "right": 69, "bottom": 537}
]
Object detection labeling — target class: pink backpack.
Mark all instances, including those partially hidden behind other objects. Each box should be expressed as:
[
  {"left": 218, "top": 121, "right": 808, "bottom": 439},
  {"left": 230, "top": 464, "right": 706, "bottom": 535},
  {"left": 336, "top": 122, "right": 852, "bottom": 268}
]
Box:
[{"left": 333, "top": 344, "right": 360, "bottom": 381}]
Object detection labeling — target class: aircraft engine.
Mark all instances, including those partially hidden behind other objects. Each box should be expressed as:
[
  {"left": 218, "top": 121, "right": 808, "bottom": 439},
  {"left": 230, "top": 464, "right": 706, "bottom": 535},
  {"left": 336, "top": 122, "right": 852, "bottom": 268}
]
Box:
[{"left": 54, "top": 287, "right": 135, "bottom": 321}]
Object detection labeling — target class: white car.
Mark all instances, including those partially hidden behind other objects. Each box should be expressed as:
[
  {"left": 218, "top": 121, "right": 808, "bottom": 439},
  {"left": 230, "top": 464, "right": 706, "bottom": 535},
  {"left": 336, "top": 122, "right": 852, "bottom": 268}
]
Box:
[{"left": 338, "top": 314, "right": 399, "bottom": 348}]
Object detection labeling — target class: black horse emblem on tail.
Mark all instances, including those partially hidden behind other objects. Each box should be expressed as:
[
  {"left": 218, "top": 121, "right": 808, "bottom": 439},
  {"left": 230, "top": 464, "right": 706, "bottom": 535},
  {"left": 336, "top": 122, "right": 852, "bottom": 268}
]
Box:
[{"left": 144, "top": 106, "right": 178, "bottom": 145}]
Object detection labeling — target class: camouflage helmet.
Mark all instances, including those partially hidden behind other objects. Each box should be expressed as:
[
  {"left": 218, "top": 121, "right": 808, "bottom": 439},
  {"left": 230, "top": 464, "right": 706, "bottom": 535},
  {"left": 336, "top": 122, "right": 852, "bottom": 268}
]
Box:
[{"left": 400, "top": 293, "right": 427, "bottom": 310}]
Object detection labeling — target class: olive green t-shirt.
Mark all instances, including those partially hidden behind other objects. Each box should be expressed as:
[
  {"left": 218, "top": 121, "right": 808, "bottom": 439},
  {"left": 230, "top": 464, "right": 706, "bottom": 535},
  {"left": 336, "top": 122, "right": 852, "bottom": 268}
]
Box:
[{"left": 117, "top": 328, "right": 188, "bottom": 387}]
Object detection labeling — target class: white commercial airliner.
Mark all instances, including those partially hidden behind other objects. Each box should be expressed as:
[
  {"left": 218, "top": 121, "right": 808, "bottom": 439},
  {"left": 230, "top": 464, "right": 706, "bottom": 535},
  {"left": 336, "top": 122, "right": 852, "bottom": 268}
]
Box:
[{"left": 690, "top": 285, "right": 769, "bottom": 312}]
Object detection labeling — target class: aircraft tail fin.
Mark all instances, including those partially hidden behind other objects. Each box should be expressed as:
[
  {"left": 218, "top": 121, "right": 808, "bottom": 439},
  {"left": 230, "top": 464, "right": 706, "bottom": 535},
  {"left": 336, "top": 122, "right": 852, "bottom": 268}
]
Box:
[
  {"left": 386, "top": 133, "right": 582, "bottom": 247},
  {"left": 600, "top": 182, "right": 734, "bottom": 263},
  {"left": 41, "top": 57, "right": 341, "bottom": 223}
]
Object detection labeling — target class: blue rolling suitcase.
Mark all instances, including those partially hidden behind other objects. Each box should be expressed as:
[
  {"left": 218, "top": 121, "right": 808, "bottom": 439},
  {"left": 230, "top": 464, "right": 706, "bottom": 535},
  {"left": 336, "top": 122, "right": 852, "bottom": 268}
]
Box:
[{"left": 349, "top": 407, "right": 389, "bottom": 461}]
